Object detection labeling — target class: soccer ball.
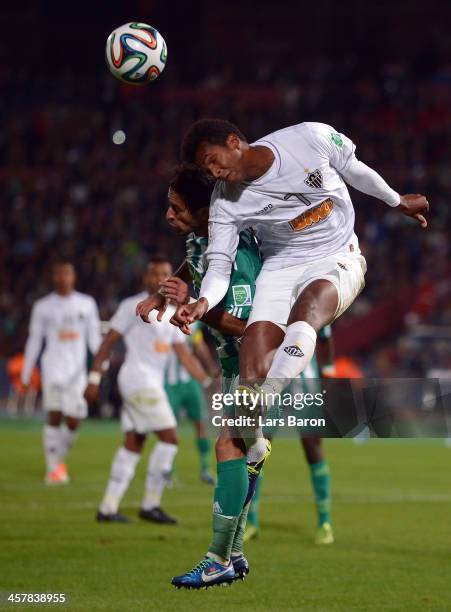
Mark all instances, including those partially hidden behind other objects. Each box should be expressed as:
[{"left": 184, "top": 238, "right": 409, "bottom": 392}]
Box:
[{"left": 105, "top": 22, "right": 167, "bottom": 85}]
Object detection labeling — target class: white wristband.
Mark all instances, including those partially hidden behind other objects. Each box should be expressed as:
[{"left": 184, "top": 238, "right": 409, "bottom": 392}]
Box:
[{"left": 88, "top": 371, "right": 102, "bottom": 386}]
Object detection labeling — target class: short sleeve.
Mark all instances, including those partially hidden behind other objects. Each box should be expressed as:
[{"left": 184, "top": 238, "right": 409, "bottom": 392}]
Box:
[
  {"left": 306, "top": 122, "right": 356, "bottom": 173},
  {"left": 110, "top": 300, "right": 134, "bottom": 335}
]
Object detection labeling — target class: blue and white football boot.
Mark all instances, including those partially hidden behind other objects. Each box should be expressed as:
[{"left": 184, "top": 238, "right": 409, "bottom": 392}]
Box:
[
  {"left": 171, "top": 556, "right": 236, "bottom": 589},
  {"left": 231, "top": 553, "right": 250, "bottom": 580}
]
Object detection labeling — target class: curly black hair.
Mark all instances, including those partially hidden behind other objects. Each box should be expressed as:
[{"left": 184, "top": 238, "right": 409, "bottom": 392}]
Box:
[
  {"left": 169, "top": 163, "right": 216, "bottom": 212},
  {"left": 180, "top": 118, "right": 247, "bottom": 163}
]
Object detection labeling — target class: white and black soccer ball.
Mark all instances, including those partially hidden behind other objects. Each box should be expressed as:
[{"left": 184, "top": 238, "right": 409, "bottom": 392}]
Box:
[{"left": 105, "top": 22, "right": 167, "bottom": 85}]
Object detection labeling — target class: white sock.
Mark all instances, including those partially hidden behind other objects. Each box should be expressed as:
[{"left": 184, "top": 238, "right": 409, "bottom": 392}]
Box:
[
  {"left": 141, "top": 442, "right": 178, "bottom": 511},
  {"left": 99, "top": 447, "right": 140, "bottom": 515},
  {"left": 59, "top": 424, "right": 77, "bottom": 462},
  {"left": 262, "top": 321, "right": 317, "bottom": 394},
  {"left": 43, "top": 425, "right": 63, "bottom": 473}
]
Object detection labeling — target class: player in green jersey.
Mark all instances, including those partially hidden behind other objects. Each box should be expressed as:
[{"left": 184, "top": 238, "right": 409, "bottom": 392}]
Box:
[{"left": 136, "top": 164, "right": 333, "bottom": 588}]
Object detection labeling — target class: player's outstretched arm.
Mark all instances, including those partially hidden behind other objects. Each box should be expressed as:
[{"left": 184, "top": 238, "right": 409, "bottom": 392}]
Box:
[
  {"left": 84, "top": 330, "right": 121, "bottom": 404},
  {"left": 339, "top": 158, "right": 429, "bottom": 227},
  {"left": 202, "top": 307, "right": 246, "bottom": 338}
]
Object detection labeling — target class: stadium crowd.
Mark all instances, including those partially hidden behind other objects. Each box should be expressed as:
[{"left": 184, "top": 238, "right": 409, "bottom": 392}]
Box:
[{"left": 1, "top": 45, "right": 450, "bottom": 382}]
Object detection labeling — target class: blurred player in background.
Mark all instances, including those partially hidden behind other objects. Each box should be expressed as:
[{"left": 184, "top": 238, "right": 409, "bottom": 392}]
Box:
[
  {"left": 137, "top": 164, "right": 334, "bottom": 587},
  {"left": 21, "top": 261, "right": 101, "bottom": 484},
  {"left": 165, "top": 320, "right": 219, "bottom": 485},
  {"left": 85, "top": 257, "right": 211, "bottom": 524}
]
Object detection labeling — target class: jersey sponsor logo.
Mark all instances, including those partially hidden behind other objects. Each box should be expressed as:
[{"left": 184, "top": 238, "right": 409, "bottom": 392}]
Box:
[
  {"left": 255, "top": 203, "right": 273, "bottom": 215},
  {"left": 331, "top": 132, "right": 343, "bottom": 147},
  {"left": 304, "top": 169, "right": 323, "bottom": 189},
  {"left": 284, "top": 345, "right": 305, "bottom": 357},
  {"left": 232, "top": 284, "right": 252, "bottom": 307},
  {"left": 288, "top": 198, "right": 334, "bottom": 232},
  {"left": 154, "top": 340, "right": 170, "bottom": 353},
  {"left": 58, "top": 330, "right": 80, "bottom": 341}
]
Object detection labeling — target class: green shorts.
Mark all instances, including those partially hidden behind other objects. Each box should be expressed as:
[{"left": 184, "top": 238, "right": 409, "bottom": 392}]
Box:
[{"left": 165, "top": 379, "right": 205, "bottom": 422}]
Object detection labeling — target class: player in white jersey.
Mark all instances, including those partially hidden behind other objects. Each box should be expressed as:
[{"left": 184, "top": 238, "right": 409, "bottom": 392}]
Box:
[
  {"left": 21, "top": 261, "right": 101, "bottom": 485},
  {"left": 84, "top": 256, "right": 211, "bottom": 524},
  {"left": 177, "top": 118, "right": 429, "bottom": 393}
]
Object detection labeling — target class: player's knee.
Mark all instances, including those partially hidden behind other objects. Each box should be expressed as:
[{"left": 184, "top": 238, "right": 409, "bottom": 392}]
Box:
[
  {"left": 65, "top": 416, "right": 79, "bottom": 431},
  {"left": 156, "top": 428, "right": 179, "bottom": 446},
  {"left": 215, "top": 435, "right": 244, "bottom": 461},
  {"left": 48, "top": 411, "right": 62, "bottom": 427}
]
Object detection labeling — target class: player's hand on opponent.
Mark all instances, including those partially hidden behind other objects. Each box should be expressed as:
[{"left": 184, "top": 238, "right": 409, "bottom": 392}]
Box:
[
  {"left": 398, "top": 194, "right": 429, "bottom": 228},
  {"left": 84, "top": 384, "right": 100, "bottom": 404},
  {"left": 136, "top": 292, "right": 168, "bottom": 323},
  {"left": 170, "top": 298, "right": 209, "bottom": 335},
  {"left": 159, "top": 277, "right": 190, "bottom": 305}
]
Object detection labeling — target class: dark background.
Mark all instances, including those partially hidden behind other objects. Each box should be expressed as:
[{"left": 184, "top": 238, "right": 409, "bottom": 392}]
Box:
[{"left": 1, "top": 0, "right": 451, "bottom": 387}]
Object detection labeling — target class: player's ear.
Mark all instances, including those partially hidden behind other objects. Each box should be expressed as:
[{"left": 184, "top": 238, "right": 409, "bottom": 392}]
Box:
[{"left": 226, "top": 133, "right": 240, "bottom": 150}]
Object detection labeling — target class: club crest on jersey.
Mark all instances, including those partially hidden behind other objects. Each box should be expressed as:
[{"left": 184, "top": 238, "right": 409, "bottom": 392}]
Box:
[
  {"left": 304, "top": 169, "right": 323, "bottom": 189},
  {"left": 284, "top": 345, "right": 304, "bottom": 357},
  {"left": 288, "top": 198, "right": 334, "bottom": 232},
  {"left": 232, "top": 284, "right": 252, "bottom": 306}
]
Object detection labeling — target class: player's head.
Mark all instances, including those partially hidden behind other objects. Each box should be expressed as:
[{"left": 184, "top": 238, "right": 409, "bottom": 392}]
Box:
[
  {"left": 144, "top": 255, "right": 172, "bottom": 293},
  {"left": 181, "top": 118, "right": 248, "bottom": 182},
  {"left": 166, "top": 163, "right": 215, "bottom": 235},
  {"left": 52, "top": 260, "right": 76, "bottom": 295}
]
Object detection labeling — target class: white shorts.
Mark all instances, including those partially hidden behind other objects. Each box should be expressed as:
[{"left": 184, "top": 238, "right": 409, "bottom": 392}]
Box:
[
  {"left": 247, "top": 251, "right": 367, "bottom": 332},
  {"left": 120, "top": 388, "right": 177, "bottom": 434},
  {"left": 42, "top": 383, "right": 88, "bottom": 419}
]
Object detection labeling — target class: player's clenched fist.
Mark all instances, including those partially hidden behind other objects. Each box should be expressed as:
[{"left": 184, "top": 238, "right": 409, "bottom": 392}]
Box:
[
  {"left": 398, "top": 194, "right": 429, "bottom": 228},
  {"left": 136, "top": 292, "right": 167, "bottom": 323},
  {"left": 170, "top": 298, "right": 209, "bottom": 335}
]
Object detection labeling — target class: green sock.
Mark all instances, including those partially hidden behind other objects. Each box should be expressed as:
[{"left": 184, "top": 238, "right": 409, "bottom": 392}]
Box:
[
  {"left": 208, "top": 457, "right": 248, "bottom": 561},
  {"left": 310, "top": 460, "right": 331, "bottom": 526},
  {"left": 197, "top": 437, "right": 211, "bottom": 472},
  {"left": 231, "top": 501, "right": 250, "bottom": 555},
  {"left": 247, "top": 470, "right": 263, "bottom": 528}
]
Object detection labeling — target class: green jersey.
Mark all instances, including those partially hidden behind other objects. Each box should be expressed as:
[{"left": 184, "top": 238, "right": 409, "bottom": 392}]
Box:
[{"left": 185, "top": 229, "right": 262, "bottom": 365}]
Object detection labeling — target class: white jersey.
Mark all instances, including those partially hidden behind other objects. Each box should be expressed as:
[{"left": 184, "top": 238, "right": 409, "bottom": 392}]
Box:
[
  {"left": 22, "top": 291, "right": 101, "bottom": 387},
  {"left": 206, "top": 122, "right": 398, "bottom": 271},
  {"left": 110, "top": 292, "right": 186, "bottom": 397}
]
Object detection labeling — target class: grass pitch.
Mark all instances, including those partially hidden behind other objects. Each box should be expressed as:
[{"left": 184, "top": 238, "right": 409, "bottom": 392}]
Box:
[{"left": 0, "top": 418, "right": 450, "bottom": 611}]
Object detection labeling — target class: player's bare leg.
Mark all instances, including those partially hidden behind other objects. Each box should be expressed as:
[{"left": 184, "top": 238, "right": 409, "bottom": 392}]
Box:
[
  {"left": 260, "top": 280, "right": 338, "bottom": 394},
  {"left": 139, "top": 427, "right": 179, "bottom": 524}
]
